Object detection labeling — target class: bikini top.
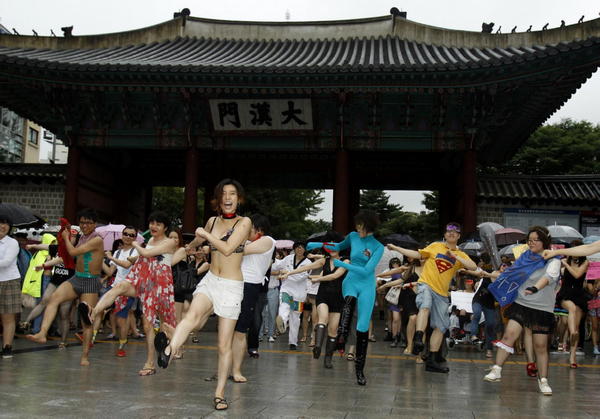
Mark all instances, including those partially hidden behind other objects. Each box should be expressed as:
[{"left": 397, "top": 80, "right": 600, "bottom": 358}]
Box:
[{"left": 207, "top": 218, "right": 245, "bottom": 254}]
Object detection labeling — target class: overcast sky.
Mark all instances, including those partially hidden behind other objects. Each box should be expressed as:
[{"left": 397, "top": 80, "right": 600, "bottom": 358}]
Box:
[{"left": 3, "top": 1, "right": 599, "bottom": 221}]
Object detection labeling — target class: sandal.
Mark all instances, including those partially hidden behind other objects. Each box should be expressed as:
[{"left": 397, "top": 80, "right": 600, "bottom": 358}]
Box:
[
  {"left": 139, "top": 366, "right": 156, "bottom": 376},
  {"left": 192, "top": 337, "right": 199, "bottom": 343},
  {"left": 570, "top": 363, "right": 578, "bottom": 369},
  {"left": 403, "top": 347, "right": 412, "bottom": 355},
  {"left": 486, "top": 350, "right": 493, "bottom": 358},
  {"left": 174, "top": 346, "right": 186, "bottom": 360},
  {"left": 69, "top": 322, "right": 76, "bottom": 330},
  {"left": 300, "top": 336, "right": 307, "bottom": 343},
  {"left": 214, "top": 397, "right": 228, "bottom": 411},
  {"left": 369, "top": 335, "right": 376, "bottom": 342},
  {"left": 58, "top": 342, "right": 67, "bottom": 350},
  {"left": 154, "top": 332, "right": 171, "bottom": 369},
  {"left": 347, "top": 353, "right": 355, "bottom": 361},
  {"left": 416, "top": 356, "right": 424, "bottom": 364}
]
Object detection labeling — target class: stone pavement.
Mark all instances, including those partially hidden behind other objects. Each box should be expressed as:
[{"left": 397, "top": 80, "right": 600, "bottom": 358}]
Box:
[{"left": 1, "top": 321, "right": 600, "bottom": 419}]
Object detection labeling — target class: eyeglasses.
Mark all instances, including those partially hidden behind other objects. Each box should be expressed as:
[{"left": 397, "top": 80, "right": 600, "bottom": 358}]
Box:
[
  {"left": 0, "top": 222, "right": 9, "bottom": 227},
  {"left": 79, "top": 221, "right": 95, "bottom": 226},
  {"left": 122, "top": 232, "right": 136, "bottom": 238},
  {"left": 527, "top": 239, "right": 541, "bottom": 244}
]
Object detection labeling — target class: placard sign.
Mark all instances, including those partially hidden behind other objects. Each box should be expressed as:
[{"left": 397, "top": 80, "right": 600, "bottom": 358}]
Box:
[
  {"left": 587, "top": 262, "right": 600, "bottom": 280},
  {"left": 450, "top": 291, "right": 474, "bottom": 313},
  {"left": 209, "top": 99, "right": 313, "bottom": 131}
]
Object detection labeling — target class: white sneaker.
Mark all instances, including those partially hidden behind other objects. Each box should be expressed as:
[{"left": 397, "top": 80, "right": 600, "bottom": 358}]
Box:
[
  {"left": 484, "top": 365, "right": 502, "bottom": 382},
  {"left": 538, "top": 378, "right": 552, "bottom": 395},
  {"left": 268, "top": 336, "right": 275, "bottom": 343}
]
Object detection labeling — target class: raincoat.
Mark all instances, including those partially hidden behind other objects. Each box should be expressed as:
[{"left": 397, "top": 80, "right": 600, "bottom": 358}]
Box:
[{"left": 22, "top": 233, "right": 55, "bottom": 298}]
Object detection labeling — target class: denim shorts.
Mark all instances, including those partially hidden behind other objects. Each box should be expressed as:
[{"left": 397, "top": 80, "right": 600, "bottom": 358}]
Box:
[{"left": 415, "top": 283, "right": 450, "bottom": 333}]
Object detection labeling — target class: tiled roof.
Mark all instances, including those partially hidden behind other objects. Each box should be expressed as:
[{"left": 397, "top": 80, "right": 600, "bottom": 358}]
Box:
[
  {"left": 478, "top": 174, "right": 600, "bottom": 206},
  {"left": 0, "top": 35, "right": 598, "bottom": 74},
  {"left": 0, "top": 163, "right": 66, "bottom": 181}
]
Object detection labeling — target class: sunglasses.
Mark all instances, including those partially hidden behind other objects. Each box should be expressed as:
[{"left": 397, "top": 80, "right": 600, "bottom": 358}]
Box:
[
  {"left": 122, "top": 232, "right": 136, "bottom": 238},
  {"left": 446, "top": 225, "right": 461, "bottom": 233}
]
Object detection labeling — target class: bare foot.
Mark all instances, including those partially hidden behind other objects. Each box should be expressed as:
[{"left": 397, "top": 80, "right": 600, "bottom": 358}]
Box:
[
  {"left": 80, "top": 358, "right": 91, "bottom": 366},
  {"left": 415, "top": 356, "right": 424, "bottom": 364},
  {"left": 27, "top": 333, "right": 47, "bottom": 343},
  {"left": 230, "top": 374, "right": 247, "bottom": 383},
  {"left": 161, "top": 323, "right": 175, "bottom": 340}
]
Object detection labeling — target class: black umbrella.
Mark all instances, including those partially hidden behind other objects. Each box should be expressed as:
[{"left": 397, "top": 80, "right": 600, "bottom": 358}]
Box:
[
  {"left": 306, "top": 231, "right": 345, "bottom": 243},
  {"left": 0, "top": 201, "right": 46, "bottom": 228},
  {"left": 380, "top": 234, "right": 421, "bottom": 249}
]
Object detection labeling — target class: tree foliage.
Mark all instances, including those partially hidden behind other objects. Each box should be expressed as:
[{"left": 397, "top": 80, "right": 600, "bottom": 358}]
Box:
[
  {"left": 243, "top": 188, "right": 326, "bottom": 239},
  {"left": 151, "top": 187, "right": 205, "bottom": 229},
  {"left": 359, "top": 190, "right": 402, "bottom": 224},
  {"left": 481, "top": 119, "right": 600, "bottom": 175}
]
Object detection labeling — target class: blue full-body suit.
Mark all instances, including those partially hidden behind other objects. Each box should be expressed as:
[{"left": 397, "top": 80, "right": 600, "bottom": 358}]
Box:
[{"left": 308, "top": 232, "right": 384, "bottom": 333}]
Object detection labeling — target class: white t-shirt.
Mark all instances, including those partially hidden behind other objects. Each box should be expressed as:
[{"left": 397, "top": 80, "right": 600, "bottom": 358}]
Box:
[
  {"left": 0, "top": 235, "right": 20, "bottom": 282},
  {"left": 109, "top": 247, "right": 139, "bottom": 284},
  {"left": 241, "top": 237, "right": 276, "bottom": 285},
  {"left": 272, "top": 254, "right": 311, "bottom": 302}
]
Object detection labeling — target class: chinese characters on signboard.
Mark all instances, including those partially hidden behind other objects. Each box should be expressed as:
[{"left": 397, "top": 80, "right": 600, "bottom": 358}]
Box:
[{"left": 209, "top": 99, "right": 313, "bottom": 131}]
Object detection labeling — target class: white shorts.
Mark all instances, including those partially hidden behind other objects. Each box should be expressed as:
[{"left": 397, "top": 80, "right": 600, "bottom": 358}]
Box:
[{"left": 193, "top": 270, "right": 244, "bottom": 320}]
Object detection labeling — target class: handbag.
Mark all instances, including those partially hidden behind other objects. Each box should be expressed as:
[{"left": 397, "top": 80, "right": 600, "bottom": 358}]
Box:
[
  {"left": 173, "top": 257, "right": 200, "bottom": 294},
  {"left": 385, "top": 287, "right": 401, "bottom": 305},
  {"left": 21, "top": 293, "right": 37, "bottom": 309}
]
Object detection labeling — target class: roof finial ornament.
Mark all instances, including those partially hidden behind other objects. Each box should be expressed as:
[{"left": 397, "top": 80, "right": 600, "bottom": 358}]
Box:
[
  {"left": 542, "top": 23, "right": 548, "bottom": 30},
  {"left": 173, "top": 8, "right": 191, "bottom": 27},
  {"left": 560, "top": 20, "right": 565, "bottom": 27},
  {"left": 526, "top": 25, "right": 532, "bottom": 32},
  {"left": 511, "top": 26, "right": 517, "bottom": 33},
  {"left": 390, "top": 8, "right": 406, "bottom": 34},
  {"left": 12, "top": 28, "right": 19, "bottom": 35},
  {"left": 496, "top": 26, "right": 502, "bottom": 34},
  {"left": 482, "top": 22, "right": 494, "bottom": 33},
  {"left": 50, "top": 29, "right": 56, "bottom": 37},
  {"left": 32, "top": 29, "right": 38, "bottom": 36},
  {"left": 61, "top": 26, "right": 73, "bottom": 37},
  {"left": 578, "top": 15, "right": 584, "bottom": 24}
]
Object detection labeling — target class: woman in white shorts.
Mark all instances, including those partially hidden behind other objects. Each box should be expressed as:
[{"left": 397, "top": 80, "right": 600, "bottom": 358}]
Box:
[{"left": 154, "top": 179, "right": 250, "bottom": 412}]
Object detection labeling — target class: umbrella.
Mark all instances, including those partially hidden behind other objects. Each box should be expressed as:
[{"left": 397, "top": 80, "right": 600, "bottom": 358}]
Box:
[
  {"left": 498, "top": 243, "right": 528, "bottom": 259},
  {"left": 583, "top": 236, "right": 600, "bottom": 245},
  {"left": 275, "top": 239, "right": 294, "bottom": 250},
  {"left": 96, "top": 224, "right": 145, "bottom": 251},
  {"left": 375, "top": 247, "right": 404, "bottom": 275},
  {"left": 458, "top": 241, "right": 487, "bottom": 257},
  {"left": 463, "top": 231, "right": 481, "bottom": 242},
  {"left": 477, "top": 222, "right": 504, "bottom": 232},
  {"left": 0, "top": 201, "right": 47, "bottom": 228},
  {"left": 306, "top": 231, "right": 345, "bottom": 243},
  {"left": 380, "top": 234, "right": 421, "bottom": 249},
  {"left": 495, "top": 228, "right": 526, "bottom": 246},
  {"left": 547, "top": 225, "right": 583, "bottom": 244}
]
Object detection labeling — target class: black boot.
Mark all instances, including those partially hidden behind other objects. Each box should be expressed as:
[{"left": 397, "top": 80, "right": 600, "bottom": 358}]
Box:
[
  {"left": 313, "top": 324, "right": 326, "bottom": 359},
  {"left": 412, "top": 330, "right": 424, "bottom": 355},
  {"left": 335, "top": 296, "right": 356, "bottom": 353},
  {"left": 383, "top": 331, "right": 393, "bottom": 342},
  {"left": 426, "top": 351, "right": 449, "bottom": 373},
  {"left": 436, "top": 352, "right": 447, "bottom": 363},
  {"left": 324, "top": 336, "right": 336, "bottom": 369},
  {"left": 390, "top": 334, "right": 399, "bottom": 348},
  {"left": 355, "top": 331, "right": 369, "bottom": 385}
]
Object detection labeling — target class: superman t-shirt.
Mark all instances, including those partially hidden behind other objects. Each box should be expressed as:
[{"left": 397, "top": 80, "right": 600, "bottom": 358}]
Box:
[{"left": 418, "top": 242, "right": 471, "bottom": 297}]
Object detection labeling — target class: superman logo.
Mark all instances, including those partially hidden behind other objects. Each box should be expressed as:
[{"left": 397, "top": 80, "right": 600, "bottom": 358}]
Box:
[
  {"left": 435, "top": 259, "right": 453, "bottom": 274},
  {"left": 435, "top": 253, "right": 455, "bottom": 274}
]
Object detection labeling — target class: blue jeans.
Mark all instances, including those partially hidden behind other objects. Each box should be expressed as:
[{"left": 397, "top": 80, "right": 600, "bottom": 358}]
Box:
[
  {"left": 32, "top": 275, "right": 51, "bottom": 334},
  {"left": 262, "top": 288, "right": 279, "bottom": 338},
  {"left": 471, "top": 302, "right": 496, "bottom": 350}
]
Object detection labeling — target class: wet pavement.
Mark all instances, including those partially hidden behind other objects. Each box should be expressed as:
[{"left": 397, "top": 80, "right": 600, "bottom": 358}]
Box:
[{"left": 2, "top": 316, "right": 600, "bottom": 419}]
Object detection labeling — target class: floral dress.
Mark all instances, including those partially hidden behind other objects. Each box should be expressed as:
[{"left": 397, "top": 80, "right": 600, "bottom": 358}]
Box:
[{"left": 115, "top": 251, "right": 176, "bottom": 328}]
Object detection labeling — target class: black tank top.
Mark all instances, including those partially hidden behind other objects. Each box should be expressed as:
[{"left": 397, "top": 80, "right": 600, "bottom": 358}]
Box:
[{"left": 318, "top": 257, "right": 346, "bottom": 297}]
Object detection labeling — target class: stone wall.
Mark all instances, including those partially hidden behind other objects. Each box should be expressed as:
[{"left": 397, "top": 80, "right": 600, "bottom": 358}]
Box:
[
  {"left": 1, "top": 182, "right": 64, "bottom": 225},
  {"left": 476, "top": 204, "right": 504, "bottom": 226}
]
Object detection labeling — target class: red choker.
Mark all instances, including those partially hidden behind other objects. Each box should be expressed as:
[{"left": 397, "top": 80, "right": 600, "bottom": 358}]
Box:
[{"left": 222, "top": 212, "right": 237, "bottom": 219}]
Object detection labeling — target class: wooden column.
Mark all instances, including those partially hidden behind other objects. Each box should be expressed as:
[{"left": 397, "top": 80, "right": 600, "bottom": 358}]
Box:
[
  {"left": 333, "top": 149, "right": 350, "bottom": 234},
  {"left": 462, "top": 151, "right": 477, "bottom": 234},
  {"left": 64, "top": 146, "right": 80, "bottom": 223},
  {"left": 183, "top": 148, "right": 200, "bottom": 233}
]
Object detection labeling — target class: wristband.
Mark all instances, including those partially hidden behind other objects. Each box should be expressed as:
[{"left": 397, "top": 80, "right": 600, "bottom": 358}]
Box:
[
  {"left": 43, "top": 263, "right": 46, "bottom": 270},
  {"left": 409, "top": 283, "right": 413, "bottom": 289},
  {"left": 525, "top": 286, "right": 538, "bottom": 294}
]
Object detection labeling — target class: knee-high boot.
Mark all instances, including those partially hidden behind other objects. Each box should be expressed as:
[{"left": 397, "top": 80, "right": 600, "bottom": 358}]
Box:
[
  {"left": 355, "top": 330, "right": 369, "bottom": 385},
  {"left": 313, "top": 324, "right": 327, "bottom": 359},
  {"left": 324, "top": 336, "right": 336, "bottom": 369},
  {"left": 336, "top": 296, "right": 356, "bottom": 353}
]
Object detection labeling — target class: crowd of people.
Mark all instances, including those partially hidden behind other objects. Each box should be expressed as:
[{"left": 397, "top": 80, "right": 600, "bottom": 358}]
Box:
[{"left": 1, "top": 179, "right": 598, "bottom": 409}]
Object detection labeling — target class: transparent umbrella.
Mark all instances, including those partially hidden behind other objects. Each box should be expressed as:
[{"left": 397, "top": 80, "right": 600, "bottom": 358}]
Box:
[
  {"left": 547, "top": 225, "right": 583, "bottom": 244},
  {"left": 458, "top": 241, "right": 487, "bottom": 257},
  {"left": 477, "top": 222, "right": 504, "bottom": 232}
]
